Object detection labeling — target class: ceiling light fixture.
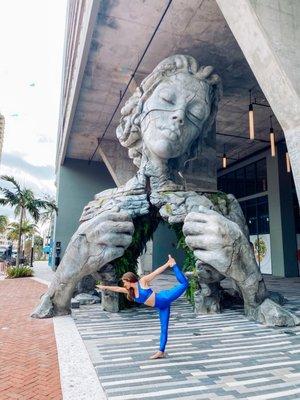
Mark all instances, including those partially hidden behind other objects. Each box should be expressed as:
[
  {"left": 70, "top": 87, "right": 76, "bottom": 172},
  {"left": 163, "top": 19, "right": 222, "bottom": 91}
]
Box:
[
  {"left": 249, "top": 89, "right": 255, "bottom": 140},
  {"left": 269, "top": 115, "right": 276, "bottom": 157},
  {"left": 286, "top": 152, "right": 291, "bottom": 173},
  {"left": 222, "top": 144, "right": 227, "bottom": 169}
]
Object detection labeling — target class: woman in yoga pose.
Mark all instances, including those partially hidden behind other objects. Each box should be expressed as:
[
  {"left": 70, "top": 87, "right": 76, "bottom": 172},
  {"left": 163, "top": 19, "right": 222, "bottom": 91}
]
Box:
[{"left": 97, "top": 254, "right": 189, "bottom": 359}]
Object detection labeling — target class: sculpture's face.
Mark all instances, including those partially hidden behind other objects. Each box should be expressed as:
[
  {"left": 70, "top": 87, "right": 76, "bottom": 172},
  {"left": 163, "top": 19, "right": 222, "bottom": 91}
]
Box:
[{"left": 140, "top": 73, "right": 211, "bottom": 160}]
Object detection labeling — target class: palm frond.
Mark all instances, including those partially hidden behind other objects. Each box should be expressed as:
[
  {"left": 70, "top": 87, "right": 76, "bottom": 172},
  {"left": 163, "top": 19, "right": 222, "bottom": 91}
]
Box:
[
  {"left": 0, "top": 198, "right": 9, "bottom": 206},
  {"left": 26, "top": 202, "right": 40, "bottom": 223},
  {"left": 7, "top": 220, "right": 38, "bottom": 240},
  {"left": 0, "top": 175, "right": 22, "bottom": 194},
  {"left": 0, "top": 215, "right": 9, "bottom": 234},
  {"left": 0, "top": 189, "right": 20, "bottom": 206}
]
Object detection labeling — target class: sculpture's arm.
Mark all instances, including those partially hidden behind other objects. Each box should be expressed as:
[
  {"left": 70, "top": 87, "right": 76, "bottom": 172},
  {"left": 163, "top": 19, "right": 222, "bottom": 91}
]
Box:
[{"left": 97, "top": 284, "right": 128, "bottom": 294}]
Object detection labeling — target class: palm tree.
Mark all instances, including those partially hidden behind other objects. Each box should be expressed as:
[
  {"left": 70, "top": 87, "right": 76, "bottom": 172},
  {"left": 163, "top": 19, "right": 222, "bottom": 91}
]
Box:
[
  {"left": 0, "top": 175, "right": 58, "bottom": 267},
  {"left": 7, "top": 220, "right": 38, "bottom": 241},
  {"left": 0, "top": 215, "right": 8, "bottom": 234},
  {"left": 39, "top": 195, "right": 57, "bottom": 246},
  {"left": 7, "top": 220, "right": 39, "bottom": 262}
]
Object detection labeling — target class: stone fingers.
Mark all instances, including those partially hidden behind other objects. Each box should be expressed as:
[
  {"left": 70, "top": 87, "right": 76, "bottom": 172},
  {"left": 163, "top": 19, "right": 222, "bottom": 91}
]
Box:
[
  {"left": 85, "top": 211, "right": 134, "bottom": 244},
  {"left": 98, "top": 220, "right": 134, "bottom": 235},
  {"left": 185, "top": 234, "right": 223, "bottom": 251},
  {"left": 102, "top": 246, "right": 125, "bottom": 264},
  {"left": 193, "top": 249, "right": 229, "bottom": 272},
  {"left": 99, "top": 210, "right": 133, "bottom": 222},
  {"left": 183, "top": 216, "right": 218, "bottom": 236},
  {"left": 99, "top": 232, "right": 133, "bottom": 248}
]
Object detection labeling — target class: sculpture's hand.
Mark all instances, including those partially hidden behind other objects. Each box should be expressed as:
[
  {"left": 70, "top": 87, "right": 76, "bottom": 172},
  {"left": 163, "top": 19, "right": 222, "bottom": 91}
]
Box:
[
  {"left": 183, "top": 206, "right": 270, "bottom": 316},
  {"left": 31, "top": 210, "right": 134, "bottom": 318},
  {"left": 59, "top": 210, "right": 134, "bottom": 278},
  {"left": 183, "top": 206, "right": 249, "bottom": 276}
]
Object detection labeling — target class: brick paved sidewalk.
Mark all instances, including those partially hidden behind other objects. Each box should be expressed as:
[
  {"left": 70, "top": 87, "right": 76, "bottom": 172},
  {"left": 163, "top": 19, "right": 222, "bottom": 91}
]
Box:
[{"left": 0, "top": 278, "right": 62, "bottom": 400}]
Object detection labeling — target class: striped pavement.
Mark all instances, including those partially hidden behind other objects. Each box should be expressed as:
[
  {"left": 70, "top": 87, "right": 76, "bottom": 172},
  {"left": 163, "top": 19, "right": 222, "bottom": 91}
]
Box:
[{"left": 72, "top": 272, "right": 300, "bottom": 400}]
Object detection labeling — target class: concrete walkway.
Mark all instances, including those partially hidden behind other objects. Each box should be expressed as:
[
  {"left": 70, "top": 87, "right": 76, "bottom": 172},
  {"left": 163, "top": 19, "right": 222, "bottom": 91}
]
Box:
[
  {"left": 32, "top": 261, "right": 106, "bottom": 400},
  {"left": 5, "top": 261, "right": 299, "bottom": 400},
  {"left": 72, "top": 272, "right": 300, "bottom": 400}
]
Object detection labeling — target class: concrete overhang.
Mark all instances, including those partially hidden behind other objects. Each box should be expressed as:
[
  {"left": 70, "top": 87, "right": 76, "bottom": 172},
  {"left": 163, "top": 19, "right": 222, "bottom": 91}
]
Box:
[{"left": 57, "top": 0, "right": 284, "bottom": 173}]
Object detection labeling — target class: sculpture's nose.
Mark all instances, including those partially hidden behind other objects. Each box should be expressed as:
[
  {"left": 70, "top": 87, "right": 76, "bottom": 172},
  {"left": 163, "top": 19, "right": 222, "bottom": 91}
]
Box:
[{"left": 171, "top": 109, "right": 185, "bottom": 126}]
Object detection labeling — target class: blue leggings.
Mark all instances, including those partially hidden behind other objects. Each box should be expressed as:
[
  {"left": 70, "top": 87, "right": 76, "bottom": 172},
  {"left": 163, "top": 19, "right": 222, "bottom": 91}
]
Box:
[{"left": 154, "top": 264, "right": 189, "bottom": 352}]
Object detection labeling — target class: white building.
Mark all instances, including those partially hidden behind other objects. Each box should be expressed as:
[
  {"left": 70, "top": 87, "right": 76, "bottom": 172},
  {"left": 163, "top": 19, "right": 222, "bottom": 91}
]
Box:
[{"left": 0, "top": 113, "right": 4, "bottom": 165}]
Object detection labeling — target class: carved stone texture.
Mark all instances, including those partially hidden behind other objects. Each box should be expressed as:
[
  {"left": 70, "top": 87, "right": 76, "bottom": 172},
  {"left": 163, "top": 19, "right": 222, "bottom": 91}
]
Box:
[
  {"left": 194, "top": 282, "right": 222, "bottom": 314},
  {"left": 96, "top": 263, "right": 120, "bottom": 313},
  {"left": 76, "top": 275, "right": 98, "bottom": 296},
  {"left": 31, "top": 55, "right": 300, "bottom": 328}
]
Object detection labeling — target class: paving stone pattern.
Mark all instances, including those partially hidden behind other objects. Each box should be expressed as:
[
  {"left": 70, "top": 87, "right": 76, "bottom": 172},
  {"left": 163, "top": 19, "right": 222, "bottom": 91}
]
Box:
[
  {"left": 0, "top": 278, "right": 62, "bottom": 400},
  {"left": 73, "top": 273, "right": 300, "bottom": 400}
]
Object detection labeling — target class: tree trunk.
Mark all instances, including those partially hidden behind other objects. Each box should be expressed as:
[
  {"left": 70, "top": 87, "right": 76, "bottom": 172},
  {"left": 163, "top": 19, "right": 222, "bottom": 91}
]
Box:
[{"left": 16, "top": 208, "right": 24, "bottom": 268}]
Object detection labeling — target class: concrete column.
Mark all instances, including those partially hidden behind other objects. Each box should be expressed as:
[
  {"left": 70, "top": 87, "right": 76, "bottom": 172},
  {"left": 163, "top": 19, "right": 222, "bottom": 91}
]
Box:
[
  {"left": 54, "top": 158, "right": 116, "bottom": 264},
  {"left": 267, "top": 142, "right": 298, "bottom": 277},
  {"left": 98, "top": 139, "right": 137, "bottom": 187},
  {"left": 216, "top": 0, "right": 300, "bottom": 202}
]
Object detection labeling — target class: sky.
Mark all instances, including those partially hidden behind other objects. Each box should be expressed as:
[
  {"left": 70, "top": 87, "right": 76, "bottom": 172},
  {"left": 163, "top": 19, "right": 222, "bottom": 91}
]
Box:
[{"left": 0, "top": 0, "right": 67, "bottom": 219}]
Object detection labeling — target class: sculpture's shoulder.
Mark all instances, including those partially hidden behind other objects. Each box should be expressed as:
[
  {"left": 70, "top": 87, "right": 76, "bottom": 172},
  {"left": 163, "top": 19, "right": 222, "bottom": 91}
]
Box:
[
  {"left": 150, "top": 189, "right": 238, "bottom": 224},
  {"left": 150, "top": 189, "right": 215, "bottom": 224},
  {"left": 79, "top": 186, "right": 148, "bottom": 223}
]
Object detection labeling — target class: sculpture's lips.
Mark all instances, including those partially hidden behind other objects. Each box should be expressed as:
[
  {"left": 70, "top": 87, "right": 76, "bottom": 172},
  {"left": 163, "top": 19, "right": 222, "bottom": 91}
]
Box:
[{"left": 161, "top": 129, "right": 180, "bottom": 142}]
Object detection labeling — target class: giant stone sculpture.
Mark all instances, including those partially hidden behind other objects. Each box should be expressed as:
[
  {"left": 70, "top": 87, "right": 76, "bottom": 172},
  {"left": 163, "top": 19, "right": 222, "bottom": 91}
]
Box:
[{"left": 32, "top": 55, "right": 300, "bottom": 327}]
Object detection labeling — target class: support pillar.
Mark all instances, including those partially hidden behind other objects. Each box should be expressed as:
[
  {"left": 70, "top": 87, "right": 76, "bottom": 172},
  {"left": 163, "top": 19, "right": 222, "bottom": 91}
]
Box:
[
  {"left": 216, "top": 0, "right": 300, "bottom": 202},
  {"left": 267, "top": 142, "right": 298, "bottom": 277}
]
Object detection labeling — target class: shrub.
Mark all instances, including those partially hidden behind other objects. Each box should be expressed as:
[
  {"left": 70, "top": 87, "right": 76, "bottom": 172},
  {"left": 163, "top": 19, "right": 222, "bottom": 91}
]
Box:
[{"left": 6, "top": 266, "right": 34, "bottom": 278}]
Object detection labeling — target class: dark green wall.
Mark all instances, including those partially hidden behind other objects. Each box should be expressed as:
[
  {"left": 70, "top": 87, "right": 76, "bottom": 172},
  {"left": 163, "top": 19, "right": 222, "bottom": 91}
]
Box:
[
  {"left": 152, "top": 222, "right": 185, "bottom": 269},
  {"left": 54, "top": 158, "right": 115, "bottom": 261}
]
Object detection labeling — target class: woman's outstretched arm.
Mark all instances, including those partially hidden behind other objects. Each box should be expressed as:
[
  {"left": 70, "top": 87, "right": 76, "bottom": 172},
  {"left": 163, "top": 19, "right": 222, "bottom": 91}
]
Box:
[{"left": 97, "top": 284, "right": 128, "bottom": 294}]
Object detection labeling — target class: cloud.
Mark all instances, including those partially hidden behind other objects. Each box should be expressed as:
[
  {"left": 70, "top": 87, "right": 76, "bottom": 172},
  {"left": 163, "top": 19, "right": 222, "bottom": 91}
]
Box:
[
  {"left": 1, "top": 152, "right": 54, "bottom": 180},
  {"left": 37, "top": 134, "right": 54, "bottom": 144},
  {"left": 0, "top": 204, "right": 15, "bottom": 220},
  {"left": 0, "top": 155, "right": 56, "bottom": 220}
]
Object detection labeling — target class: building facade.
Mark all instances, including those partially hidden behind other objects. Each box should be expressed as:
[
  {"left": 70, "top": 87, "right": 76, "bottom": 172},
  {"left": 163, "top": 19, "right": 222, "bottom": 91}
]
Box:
[
  {"left": 218, "top": 142, "right": 300, "bottom": 277},
  {"left": 0, "top": 113, "right": 4, "bottom": 165},
  {"left": 53, "top": 0, "right": 300, "bottom": 277}
]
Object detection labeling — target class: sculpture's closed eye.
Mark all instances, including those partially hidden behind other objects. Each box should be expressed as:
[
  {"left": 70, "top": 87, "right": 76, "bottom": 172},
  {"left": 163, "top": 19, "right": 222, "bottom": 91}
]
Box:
[
  {"left": 162, "top": 97, "right": 175, "bottom": 105},
  {"left": 159, "top": 91, "right": 175, "bottom": 105}
]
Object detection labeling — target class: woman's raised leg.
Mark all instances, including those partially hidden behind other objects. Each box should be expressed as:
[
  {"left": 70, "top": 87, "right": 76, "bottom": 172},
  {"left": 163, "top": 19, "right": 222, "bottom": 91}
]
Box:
[
  {"left": 172, "top": 264, "right": 189, "bottom": 285},
  {"left": 157, "top": 264, "right": 189, "bottom": 304}
]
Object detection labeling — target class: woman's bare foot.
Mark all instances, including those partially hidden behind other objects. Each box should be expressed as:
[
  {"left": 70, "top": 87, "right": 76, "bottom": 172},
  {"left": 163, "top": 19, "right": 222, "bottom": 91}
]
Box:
[
  {"left": 149, "top": 350, "right": 166, "bottom": 359},
  {"left": 168, "top": 254, "right": 176, "bottom": 268}
]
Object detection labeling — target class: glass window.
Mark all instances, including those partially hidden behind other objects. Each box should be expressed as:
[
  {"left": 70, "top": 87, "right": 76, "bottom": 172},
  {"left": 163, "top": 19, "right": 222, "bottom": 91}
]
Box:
[
  {"left": 218, "top": 158, "right": 268, "bottom": 198},
  {"left": 257, "top": 196, "right": 269, "bottom": 234},
  {"left": 256, "top": 158, "right": 267, "bottom": 192},
  {"left": 235, "top": 168, "right": 245, "bottom": 198},
  {"left": 245, "top": 198, "right": 257, "bottom": 235},
  {"left": 218, "top": 176, "right": 226, "bottom": 192},
  {"left": 239, "top": 196, "right": 269, "bottom": 236},
  {"left": 245, "top": 163, "right": 256, "bottom": 196},
  {"left": 226, "top": 171, "right": 236, "bottom": 195}
]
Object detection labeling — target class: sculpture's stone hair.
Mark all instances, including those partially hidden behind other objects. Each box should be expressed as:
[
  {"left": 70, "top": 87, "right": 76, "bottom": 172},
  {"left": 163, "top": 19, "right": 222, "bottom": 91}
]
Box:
[{"left": 116, "top": 54, "right": 222, "bottom": 168}]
